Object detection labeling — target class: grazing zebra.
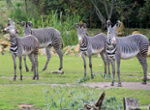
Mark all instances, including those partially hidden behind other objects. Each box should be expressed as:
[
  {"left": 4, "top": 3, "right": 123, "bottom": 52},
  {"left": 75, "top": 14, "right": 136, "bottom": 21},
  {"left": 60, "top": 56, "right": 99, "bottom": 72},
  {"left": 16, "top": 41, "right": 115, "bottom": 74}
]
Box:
[
  {"left": 75, "top": 23, "right": 109, "bottom": 79},
  {"left": 106, "top": 20, "right": 149, "bottom": 87},
  {"left": 4, "top": 21, "right": 39, "bottom": 80},
  {"left": 22, "top": 21, "right": 64, "bottom": 73}
]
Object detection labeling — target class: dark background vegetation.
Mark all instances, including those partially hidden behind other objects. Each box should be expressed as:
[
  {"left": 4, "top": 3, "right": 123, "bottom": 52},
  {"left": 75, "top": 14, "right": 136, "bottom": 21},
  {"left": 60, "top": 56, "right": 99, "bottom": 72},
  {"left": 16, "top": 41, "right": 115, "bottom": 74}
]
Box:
[
  {"left": 3, "top": 0, "right": 150, "bottom": 28},
  {"left": 0, "top": 0, "right": 150, "bottom": 45}
]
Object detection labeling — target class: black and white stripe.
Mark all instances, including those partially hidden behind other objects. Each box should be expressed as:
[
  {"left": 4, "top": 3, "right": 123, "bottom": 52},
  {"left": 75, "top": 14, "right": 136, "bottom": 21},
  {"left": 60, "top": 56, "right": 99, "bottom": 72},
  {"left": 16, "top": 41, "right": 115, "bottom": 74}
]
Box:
[
  {"left": 106, "top": 41, "right": 117, "bottom": 58},
  {"left": 76, "top": 23, "right": 109, "bottom": 79},
  {"left": 106, "top": 20, "right": 149, "bottom": 86},
  {"left": 80, "top": 36, "right": 88, "bottom": 51},
  {"left": 23, "top": 21, "right": 63, "bottom": 72},
  {"left": 4, "top": 22, "right": 39, "bottom": 80},
  {"left": 10, "top": 41, "right": 18, "bottom": 54}
]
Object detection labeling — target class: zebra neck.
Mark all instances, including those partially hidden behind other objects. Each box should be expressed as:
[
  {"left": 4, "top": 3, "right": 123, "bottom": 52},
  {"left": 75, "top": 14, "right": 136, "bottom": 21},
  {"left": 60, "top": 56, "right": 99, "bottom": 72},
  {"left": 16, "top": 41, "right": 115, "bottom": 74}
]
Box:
[
  {"left": 106, "top": 43, "right": 117, "bottom": 58},
  {"left": 10, "top": 37, "right": 18, "bottom": 54},
  {"left": 80, "top": 36, "right": 88, "bottom": 51}
]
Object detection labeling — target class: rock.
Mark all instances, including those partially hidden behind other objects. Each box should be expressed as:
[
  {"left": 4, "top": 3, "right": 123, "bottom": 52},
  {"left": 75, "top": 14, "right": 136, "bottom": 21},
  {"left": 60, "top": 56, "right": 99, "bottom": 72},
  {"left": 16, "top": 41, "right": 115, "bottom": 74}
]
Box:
[
  {"left": 3, "top": 34, "right": 10, "bottom": 40},
  {"left": 116, "top": 21, "right": 125, "bottom": 36},
  {"left": 147, "top": 46, "right": 150, "bottom": 57},
  {"left": 132, "top": 31, "right": 141, "bottom": 35},
  {"left": 74, "top": 44, "right": 80, "bottom": 52}
]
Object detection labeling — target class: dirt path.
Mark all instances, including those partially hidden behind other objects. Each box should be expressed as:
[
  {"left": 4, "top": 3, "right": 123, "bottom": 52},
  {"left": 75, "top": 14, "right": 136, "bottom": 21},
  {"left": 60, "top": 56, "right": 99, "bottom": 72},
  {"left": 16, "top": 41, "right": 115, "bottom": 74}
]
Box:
[
  {"left": 0, "top": 82, "right": 150, "bottom": 90},
  {"left": 81, "top": 82, "right": 150, "bottom": 90}
]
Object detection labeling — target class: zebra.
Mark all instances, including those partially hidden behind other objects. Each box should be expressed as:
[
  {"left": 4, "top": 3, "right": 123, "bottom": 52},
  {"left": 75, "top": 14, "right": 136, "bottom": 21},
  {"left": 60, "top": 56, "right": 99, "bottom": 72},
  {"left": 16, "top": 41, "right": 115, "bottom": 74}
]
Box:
[
  {"left": 4, "top": 21, "right": 39, "bottom": 80},
  {"left": 106, "top": 20, "right": 149, "bottom": 87},
  {"left": 21, "top": 21, "right": 64, "bottom": 73},
  {"left": 6, "top": 19, "right": 30, "bottom": 72},
  {"left": 75, "top": 23, "right": 109, "bottom": 79}
]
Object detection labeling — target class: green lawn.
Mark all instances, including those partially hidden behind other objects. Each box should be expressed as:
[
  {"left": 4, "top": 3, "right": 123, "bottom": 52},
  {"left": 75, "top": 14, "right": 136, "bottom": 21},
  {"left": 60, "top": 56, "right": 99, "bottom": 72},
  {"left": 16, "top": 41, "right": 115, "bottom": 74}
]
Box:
[
  {"left": 0, "top": 53, "right": 150, "bottom": 84},
  {"left": 0, "top": 53, "right": 149, "bottom": 109}
]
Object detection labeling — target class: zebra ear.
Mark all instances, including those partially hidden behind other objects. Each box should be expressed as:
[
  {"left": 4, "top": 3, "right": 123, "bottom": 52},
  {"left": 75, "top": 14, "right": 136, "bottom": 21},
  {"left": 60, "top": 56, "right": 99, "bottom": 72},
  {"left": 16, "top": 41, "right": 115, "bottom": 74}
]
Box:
[
  {"left": 113, "top": 20, "right": 121, "bottom": 30},
  {"left": 107, "top": 20, "right": 112, "bottom": 28},
  {"left": 83, "top": 23, "right": 87, "bottom": 28},
  {"left": 75, "top": 24, "right": 80, "bottom": 28},
  {"left": 27, "top": 21, "right": 33, "bottom": 27},
  {"left": 8, "top": 18, "right": 15, "bottom": 26}
]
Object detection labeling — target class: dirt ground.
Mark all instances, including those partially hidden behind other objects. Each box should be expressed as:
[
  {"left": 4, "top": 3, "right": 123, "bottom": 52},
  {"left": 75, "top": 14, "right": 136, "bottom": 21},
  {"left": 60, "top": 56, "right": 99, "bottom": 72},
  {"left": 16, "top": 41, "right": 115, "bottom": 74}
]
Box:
[{"left": 81, "top": 82, "right": 150, "bottom": 90}]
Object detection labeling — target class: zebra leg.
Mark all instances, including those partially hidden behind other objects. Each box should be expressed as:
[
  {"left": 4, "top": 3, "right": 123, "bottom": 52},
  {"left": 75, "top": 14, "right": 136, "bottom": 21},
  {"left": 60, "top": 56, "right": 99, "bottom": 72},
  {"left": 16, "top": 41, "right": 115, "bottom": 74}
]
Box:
[
  {"left": 111, "top": 60, "right": 115, "bottom": 86},
  {"left": 19, "top": 56, "right": 23, "bottom": 80},
  {"left": 100, "top": 53, "right": 108, "bottom": 78},
  {"left": 116, "top": 59, "right": 121, "bottom": 87},
  {"left": 55, "top": 49, "right": 63, "bottom": 72},
  {"left": 28, "top": 54, "right": 36, "bottom": 80},
  {"left": 12, "top": 54, "right": 17, "bottom": 80},
  {"left": 23, "top": 56, "right": 29, "bottom": 72},
  {"left": 137, "top": 55, "right": 147, "bottom": 84},
  {"left": 107, "top": 61, "right": 111, "bottom": 77},
  {"left": 28, "top": 55, "right": 34, "bottom": 72},
  {"left": 29, "top": 57, "right": 34, "bottom": 72},
  {"left": 89, "top": 55, "right": 94, "bottom": 79},
  {"left": 81, "top": 54, "right": 87, "bottom": 78},
  {"left": 34, "top": 54, "right": 39, "bottom": 80},
  {"left": 42, "top": 47, "right": 51, "bottom": 71}
]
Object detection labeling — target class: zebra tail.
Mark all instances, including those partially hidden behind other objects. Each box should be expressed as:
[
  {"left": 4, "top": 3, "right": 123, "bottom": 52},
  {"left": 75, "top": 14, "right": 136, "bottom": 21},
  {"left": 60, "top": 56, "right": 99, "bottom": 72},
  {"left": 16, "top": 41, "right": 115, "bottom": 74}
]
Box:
[{"left": 61, "top": 38, "right": 64, "bottom": 49}]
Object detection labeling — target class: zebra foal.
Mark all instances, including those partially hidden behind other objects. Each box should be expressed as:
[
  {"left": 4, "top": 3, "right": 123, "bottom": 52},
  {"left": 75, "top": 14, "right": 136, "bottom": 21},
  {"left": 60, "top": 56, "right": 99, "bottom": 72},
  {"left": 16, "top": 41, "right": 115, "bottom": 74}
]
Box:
[
  {"left": 4, "top": 21, "right": 39, "bottom": 80},
  {"left": 75, "top": 23, "right": 109, "bottom": 79},
  {"left": 106, "top": 20, "right": 149, "bottom": 87}
]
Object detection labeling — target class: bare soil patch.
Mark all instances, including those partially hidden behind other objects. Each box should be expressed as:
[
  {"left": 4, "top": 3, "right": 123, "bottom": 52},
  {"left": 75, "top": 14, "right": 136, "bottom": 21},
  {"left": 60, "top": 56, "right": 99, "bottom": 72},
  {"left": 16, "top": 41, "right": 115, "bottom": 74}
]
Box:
[
  {"left": 18, "top": 104, "right": 37, "bottom": 110},
  {"left": 81, "top": 82, "right": 150, "bottom": 90}
]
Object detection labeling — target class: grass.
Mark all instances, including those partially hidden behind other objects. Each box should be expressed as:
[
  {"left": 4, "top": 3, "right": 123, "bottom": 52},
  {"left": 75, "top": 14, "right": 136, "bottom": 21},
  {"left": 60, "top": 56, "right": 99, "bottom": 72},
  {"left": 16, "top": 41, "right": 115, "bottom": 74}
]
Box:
[
  {"left": 0, "top": 85, "right": 149, "bottom": 110},
  {"left": 0, "top": 53, "right": 149, "bottom": 109},
  {"left": 0, "top": 53, "right": 150, "bottom": 84}
]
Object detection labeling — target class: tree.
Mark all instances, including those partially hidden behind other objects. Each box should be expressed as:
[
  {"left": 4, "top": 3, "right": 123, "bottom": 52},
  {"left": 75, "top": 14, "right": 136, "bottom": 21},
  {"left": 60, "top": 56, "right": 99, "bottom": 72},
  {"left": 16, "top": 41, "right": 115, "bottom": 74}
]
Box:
[{"left": 90, "top": 0, "right": 115, "bottom": 29}]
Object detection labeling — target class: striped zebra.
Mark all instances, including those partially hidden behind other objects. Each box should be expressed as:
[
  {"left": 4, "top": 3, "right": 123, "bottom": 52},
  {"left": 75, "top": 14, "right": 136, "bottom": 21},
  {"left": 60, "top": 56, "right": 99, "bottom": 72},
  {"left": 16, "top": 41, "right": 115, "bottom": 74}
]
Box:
[
  {"left": 106, "top": 20, "right": 149, "bottom": 87},
  {"left": 75, "top": 23, "right": 109, "bottom": 79},
  {"left": 7, "top": 19, "right": 30, "bottom": 72},
  {"left": 4, "top": 21, "right": 39, "bottom": 80},
  {"left": 22, "top": 21, "right": 64, "bottom": 73}
]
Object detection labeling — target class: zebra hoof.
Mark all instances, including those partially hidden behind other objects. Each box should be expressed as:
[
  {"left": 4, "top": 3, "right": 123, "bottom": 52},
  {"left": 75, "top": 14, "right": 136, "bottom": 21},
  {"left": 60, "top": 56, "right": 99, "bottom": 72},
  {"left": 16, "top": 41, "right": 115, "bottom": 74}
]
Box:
[
  {"left": 20, "top": 76, "right": 23, "bottom": 80},
  {"left": 142, "top": 81, "right": 147, "bottom": 85},
  {"left": 13, "top": 75, "right": 17, "bottom": 81},
  {"left": 111, "top": 82, "right": 114, "bottom": 86},
  {"left": 118, "top": 83, "right": 122, "bottom": 87},
  {"left": 36, "top": 76, "right": 39, "bottom": 80},
  {"left": 32, "top": 76, "right": 36, "bottom": 80},
  {"left": 13, "top": 77, "right": 16, "bottom": 81}
]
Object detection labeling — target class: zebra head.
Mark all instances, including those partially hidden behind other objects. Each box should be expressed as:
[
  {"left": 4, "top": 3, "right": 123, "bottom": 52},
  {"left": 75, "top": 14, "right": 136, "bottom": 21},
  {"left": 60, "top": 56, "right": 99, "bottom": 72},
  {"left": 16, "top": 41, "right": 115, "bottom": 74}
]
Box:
[
  {"left": 75, "top": 23, "right": 88, "bottom": 41},
  {"left": 106, "top": 20, "right": 117, "bottom": 46},
  {"left": 4, "top": 19, "right": 17, "bottom": 35},
  {"left": 107, "top": 20, "right": 121, "bottom": 44},
  {"left": 23, "top": 21, "right": 33, "bottom": 35},
  {"left": 7, "top": 18, "right": 15, "bottom": 26}
]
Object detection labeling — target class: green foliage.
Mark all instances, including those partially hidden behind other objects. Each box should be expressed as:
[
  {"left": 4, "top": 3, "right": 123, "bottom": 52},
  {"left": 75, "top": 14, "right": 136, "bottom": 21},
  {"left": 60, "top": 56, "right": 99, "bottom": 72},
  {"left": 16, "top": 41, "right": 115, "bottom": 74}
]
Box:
[
  {"left": 10, "top": 4, "right": 27, "bottom": 21},
  {"left": 102, "top": 97, "right": 122, "bottom": 110},
  {"left": 29, "top": 11, "right": 81, "bottom": 46}
]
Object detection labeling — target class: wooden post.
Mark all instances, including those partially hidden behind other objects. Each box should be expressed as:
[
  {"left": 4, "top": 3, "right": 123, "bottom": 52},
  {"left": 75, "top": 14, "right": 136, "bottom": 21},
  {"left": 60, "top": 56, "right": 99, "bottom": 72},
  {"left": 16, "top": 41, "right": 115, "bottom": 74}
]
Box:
[{"left": 123, "top": 97, "right": 141, "bottom": 110}]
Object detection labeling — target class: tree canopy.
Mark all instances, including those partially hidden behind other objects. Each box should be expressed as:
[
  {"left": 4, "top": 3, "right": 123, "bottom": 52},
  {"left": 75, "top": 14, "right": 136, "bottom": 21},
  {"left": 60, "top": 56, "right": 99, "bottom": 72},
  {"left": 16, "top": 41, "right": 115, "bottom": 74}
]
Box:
[{"left": 2, "top": 0, "right": 150, "bottom": 28}]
